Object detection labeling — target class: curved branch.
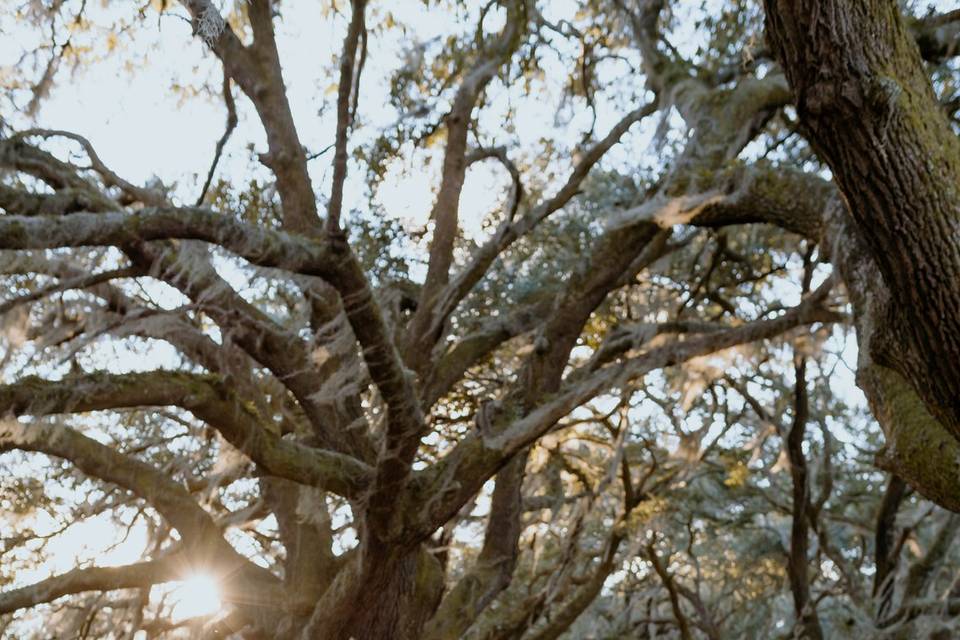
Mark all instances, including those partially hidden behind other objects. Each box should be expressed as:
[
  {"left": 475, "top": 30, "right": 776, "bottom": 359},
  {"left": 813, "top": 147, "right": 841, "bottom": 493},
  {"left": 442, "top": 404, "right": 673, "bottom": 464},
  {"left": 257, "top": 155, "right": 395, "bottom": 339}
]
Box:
[
  {"left": 0, "top": 417, "right": 216, "bottom": 542},
  {"left": 12, "top": 129, "right": 166, "bottom": 206},
  {"left": 413, "top": 278, "right": 841, "bottom": 535},
  {"left": 421, "top": 102, "right": 658, "bottom": 353},
  {"left": 0, "top": 371, "right": 373, "bottom": 498},
  {"left": 0, "top": 140, "right": 118, "bottom": 211},
  {"left": 0, "top": 558, "right": 180, "bottom": 615}
]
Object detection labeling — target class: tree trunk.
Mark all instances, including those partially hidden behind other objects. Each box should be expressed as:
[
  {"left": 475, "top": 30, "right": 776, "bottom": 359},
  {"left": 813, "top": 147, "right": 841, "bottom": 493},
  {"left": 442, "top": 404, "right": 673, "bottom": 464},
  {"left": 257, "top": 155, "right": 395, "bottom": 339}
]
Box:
[
  {"left": 763, "top": 0, "right": 960, "bottom": 442},
  {"left": 301, "top": 543, "right": 445, "bottom": 640}
]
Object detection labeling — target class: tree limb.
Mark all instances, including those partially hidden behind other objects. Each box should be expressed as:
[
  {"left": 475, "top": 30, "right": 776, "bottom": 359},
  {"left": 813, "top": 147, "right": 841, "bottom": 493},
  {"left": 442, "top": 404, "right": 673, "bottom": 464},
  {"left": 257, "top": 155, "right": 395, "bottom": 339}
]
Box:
[{"left": 0, "top": 371, "right": 373, "bottom": 498}]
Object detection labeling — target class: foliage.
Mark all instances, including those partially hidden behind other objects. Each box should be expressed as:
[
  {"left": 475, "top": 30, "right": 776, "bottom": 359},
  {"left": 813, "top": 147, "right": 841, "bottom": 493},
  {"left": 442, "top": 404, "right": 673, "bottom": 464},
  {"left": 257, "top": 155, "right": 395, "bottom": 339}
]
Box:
[{"left": 2, "top": 1, "right": 960, "bottom": 639}]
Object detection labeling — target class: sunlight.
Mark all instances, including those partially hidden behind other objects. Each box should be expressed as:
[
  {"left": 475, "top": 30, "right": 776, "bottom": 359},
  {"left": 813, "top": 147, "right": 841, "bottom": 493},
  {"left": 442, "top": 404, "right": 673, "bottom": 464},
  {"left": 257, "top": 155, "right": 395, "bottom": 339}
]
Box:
[
  {"left": 168, "top": 574, "right": 222, "bottom": 622},
  {"left": 8, "top": 513, "right": 149, "bottom": 588}
]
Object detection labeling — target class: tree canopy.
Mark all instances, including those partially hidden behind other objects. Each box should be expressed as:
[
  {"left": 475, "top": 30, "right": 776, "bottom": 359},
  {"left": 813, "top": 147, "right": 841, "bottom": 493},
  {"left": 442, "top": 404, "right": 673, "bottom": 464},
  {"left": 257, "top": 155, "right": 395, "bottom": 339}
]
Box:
[{"left": 2, "top": 1, "right": 960, "bottom": 638}]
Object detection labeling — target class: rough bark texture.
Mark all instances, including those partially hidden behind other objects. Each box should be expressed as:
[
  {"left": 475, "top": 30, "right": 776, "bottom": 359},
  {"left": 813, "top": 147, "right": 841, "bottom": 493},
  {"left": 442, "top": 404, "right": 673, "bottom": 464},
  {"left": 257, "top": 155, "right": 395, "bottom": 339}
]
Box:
[{"left": 764, "top": 0, "right": 960, "bottom": 441}]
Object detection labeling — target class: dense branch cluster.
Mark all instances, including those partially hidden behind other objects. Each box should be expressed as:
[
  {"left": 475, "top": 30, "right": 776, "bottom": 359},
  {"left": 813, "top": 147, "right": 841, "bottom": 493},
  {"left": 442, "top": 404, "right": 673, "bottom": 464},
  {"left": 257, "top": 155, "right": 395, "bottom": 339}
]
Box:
[{"left": 3, "top": 1, "right": 960, "bottom": 639}]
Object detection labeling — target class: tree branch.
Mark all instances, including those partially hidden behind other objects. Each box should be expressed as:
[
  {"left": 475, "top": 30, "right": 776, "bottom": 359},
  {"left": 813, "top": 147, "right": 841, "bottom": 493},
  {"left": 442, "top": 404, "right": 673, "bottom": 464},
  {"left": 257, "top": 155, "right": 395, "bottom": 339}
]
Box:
[
  {"left": 422, "top": 451, "right": 527, "bottom": 640},
  {"left": 419, "top": 102, "right": 658, "bottom": 360},
  {"left": 414, "top": 278, "right": 840, "bottom": 535},
  {"left": 0, "top": 417, "right": 217, "bottom": 542},
  {"left": 195, "top": 70, "right": 238, "bottom": 206},
  {"left": 182, "top": 0, "right": 321, "bottom": 234},
  {"left": 0, "top": 558, "right": 180, "bottom": 615},
  {"left": 326, "top": 0, "right": 368, "bottom": 233},
  {"left": 0, "top": 371, "right": 373, "bottom": 498}
]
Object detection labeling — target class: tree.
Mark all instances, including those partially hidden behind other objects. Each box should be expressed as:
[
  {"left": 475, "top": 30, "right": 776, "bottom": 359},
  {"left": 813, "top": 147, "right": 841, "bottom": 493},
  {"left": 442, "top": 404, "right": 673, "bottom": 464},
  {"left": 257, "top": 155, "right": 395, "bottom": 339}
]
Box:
[
  {"left": 2, "top": 1, "right": 960, "bottom": 638},
  {"left": 761, "top": 0, "right": 960, "bottom": 512}
]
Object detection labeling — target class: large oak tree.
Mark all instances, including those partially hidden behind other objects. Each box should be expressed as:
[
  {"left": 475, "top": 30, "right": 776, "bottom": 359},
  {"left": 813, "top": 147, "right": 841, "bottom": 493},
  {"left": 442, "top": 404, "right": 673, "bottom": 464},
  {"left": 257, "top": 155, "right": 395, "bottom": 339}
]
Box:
[{"left": 3, "top": 1, "right": 960, "bottom": 638}]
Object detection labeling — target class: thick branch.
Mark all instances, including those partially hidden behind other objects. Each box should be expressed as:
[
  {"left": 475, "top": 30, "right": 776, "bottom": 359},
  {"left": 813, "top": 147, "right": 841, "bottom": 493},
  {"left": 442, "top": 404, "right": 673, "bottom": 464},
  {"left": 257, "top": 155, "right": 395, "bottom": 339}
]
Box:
[
  {"left": 0, "top": 417, "right": 216, "bottom": 542},
  {"left": 0, "top": 207, "right": 330, "bottom": 272},
  {"left": 182, "top": 0, "right": 320, "bottom": 234},
  {"left": 0, "top": 558, "right": 179, "bottom": 615},
  {"left": 414, "top": 280, "right": 839, "bottom": 535},
  {"left": 0, "top": 371, "right": 372, "bottom": 498},
  {"left": 406, "top": 3, "right": 529, "bottom": 371}
]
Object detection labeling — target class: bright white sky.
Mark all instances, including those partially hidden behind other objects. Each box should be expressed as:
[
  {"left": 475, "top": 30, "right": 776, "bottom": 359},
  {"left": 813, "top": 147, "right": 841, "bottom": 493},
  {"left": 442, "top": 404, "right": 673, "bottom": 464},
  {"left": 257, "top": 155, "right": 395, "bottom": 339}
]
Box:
[{"left": 1, "top": 0, "right": 640, "bottom": 240}]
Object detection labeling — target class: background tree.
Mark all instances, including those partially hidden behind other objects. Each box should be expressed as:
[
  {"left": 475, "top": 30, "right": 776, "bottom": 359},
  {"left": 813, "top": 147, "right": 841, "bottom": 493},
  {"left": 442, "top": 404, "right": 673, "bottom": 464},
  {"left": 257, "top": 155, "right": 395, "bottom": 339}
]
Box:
[{"left": 2, "top": 1, "right": 960, "bottom": 638}]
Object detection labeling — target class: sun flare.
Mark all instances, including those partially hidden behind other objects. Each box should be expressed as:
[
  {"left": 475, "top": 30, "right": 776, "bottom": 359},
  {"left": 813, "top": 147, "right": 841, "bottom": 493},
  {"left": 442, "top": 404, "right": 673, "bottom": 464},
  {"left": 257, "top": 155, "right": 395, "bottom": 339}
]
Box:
[{"left": 168, "top": 574, "right": 222, "bottom": 621}]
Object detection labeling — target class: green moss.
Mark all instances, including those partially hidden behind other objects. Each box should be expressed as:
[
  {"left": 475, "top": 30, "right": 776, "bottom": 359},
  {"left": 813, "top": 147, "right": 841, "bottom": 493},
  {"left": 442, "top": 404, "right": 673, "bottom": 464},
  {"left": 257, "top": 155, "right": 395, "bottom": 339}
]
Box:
[{"left": 875, "top": 366, "right": 960, "bottom": 512}]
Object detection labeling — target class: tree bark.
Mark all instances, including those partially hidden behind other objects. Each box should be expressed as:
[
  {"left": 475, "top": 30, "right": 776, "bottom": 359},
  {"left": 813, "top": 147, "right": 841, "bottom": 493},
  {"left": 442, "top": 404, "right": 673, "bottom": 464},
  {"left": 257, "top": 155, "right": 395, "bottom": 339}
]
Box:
[
  {"left": 302, "top": 544, "right": 445, "bottom": 640},
  {"left": 784, "top": 356, "right": 824, "bottom": 640},
  {"left": 873, "top": 474, "right": 908, "bottom": 619},
  {"left": 763, "top": 0, "right": 960, "bottom": 442}
]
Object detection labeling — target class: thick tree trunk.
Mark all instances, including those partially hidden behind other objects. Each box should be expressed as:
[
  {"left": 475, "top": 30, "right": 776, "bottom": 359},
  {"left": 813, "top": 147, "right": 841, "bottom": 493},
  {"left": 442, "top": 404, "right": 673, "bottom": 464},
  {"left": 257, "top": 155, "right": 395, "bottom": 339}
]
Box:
[
  {"left": 301, "top": 543, "right": 445, "bottom": 640},
  {"left": 825, "top": 200, "right": 960, "bottom": 513},
  {"left": 763, "top": 0, "right": 960, "bottom": 441}
]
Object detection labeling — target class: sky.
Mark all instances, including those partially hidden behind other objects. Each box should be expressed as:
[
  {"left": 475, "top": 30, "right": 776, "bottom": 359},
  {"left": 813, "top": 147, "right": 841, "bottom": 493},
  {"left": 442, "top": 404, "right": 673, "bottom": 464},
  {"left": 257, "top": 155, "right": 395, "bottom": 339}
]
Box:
[{"left": 1, "top": 1, "right": 623, "bottom": 241}]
